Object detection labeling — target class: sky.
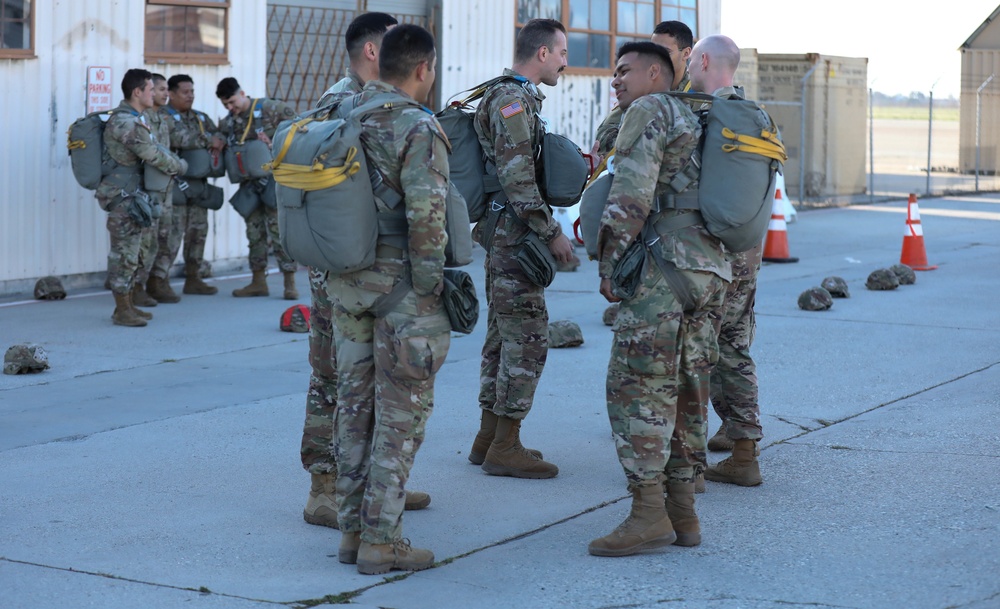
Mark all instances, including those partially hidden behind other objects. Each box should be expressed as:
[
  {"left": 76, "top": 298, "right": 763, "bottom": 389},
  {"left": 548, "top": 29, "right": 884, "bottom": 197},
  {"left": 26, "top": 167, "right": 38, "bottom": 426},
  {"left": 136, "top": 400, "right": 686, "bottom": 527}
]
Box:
[{"left": 721, "top": 0, "right": 999, "bottom": 99}]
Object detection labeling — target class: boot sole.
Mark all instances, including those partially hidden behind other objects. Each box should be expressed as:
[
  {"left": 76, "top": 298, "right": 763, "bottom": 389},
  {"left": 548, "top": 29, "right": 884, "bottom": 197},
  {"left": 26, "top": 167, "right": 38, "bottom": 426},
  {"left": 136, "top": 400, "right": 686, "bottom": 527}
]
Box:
[
  {"left": 403, "top": 498, "right": 431, "bottom": 511},
  {"left": 703, "top": 472, "right": 762, "bottom": 486},
  {"left": 303, "top": 510, "right": 340, "bottom": 529},
  {"left": 588, "top": 533, "right": 677, "bottom": 557},
  {"left": 481, "top": 462, "right": 558, "bottom": 479},
  {"left": 183, "top": 287, "right": 218, "bottom": 295},
  {"left": 672, "top": 532, "right": 701, "bottom": 547},
  {"left": 356, "top": 560, "right": 434, "bottom": 575},
  {"left": 338, "top": 549, "right": 358, "bottom": 564}
]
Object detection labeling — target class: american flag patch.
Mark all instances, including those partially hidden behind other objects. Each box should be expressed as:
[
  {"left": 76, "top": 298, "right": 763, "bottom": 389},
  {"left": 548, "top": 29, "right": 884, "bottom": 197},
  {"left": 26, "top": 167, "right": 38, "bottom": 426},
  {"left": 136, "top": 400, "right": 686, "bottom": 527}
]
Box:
[{"left": 500, "top": 101, "right": 524, "bottom": 119}]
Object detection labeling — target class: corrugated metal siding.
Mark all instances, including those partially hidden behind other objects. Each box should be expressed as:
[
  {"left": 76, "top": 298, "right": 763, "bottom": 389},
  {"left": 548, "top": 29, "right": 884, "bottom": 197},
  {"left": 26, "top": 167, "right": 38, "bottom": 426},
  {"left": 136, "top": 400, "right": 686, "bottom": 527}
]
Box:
[
  {"left": 0, "top": 0, "right": 268, "bottom": 294},
  {"left": 959, "top": 49, "right": 1000, "bottom": 173}
]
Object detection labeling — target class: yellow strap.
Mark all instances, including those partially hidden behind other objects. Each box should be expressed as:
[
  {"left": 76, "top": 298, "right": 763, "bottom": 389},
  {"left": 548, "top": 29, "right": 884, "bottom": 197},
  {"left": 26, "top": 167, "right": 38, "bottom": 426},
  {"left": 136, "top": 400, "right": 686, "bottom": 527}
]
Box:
[
  {"left": 67, "top": 139, "right": 86, "bottom": 150},
  {"left": 267, "top": 117, "right": 314, "bottom": 170},
  {"left": 195, "top": 112, "right": 205, "bottom": 135},
  {"left": 238, "top": 99, "right": 258, "bottom": 145},
  {"left": 269, "top": 146, "right": 362, "bottom": 191},
  {"left": 586, "top": 146, "right": 615, "bottom": 188},
  {"left": 721, "top": 127, "right": 788, "bottom": 162}
]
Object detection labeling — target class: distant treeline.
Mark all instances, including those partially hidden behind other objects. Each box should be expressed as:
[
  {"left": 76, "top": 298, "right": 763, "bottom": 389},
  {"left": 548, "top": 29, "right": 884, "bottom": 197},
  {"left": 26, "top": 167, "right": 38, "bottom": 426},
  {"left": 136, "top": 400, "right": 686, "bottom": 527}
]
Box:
[{"left": 871, "top": 91, "right": 960, "bottom": 108}]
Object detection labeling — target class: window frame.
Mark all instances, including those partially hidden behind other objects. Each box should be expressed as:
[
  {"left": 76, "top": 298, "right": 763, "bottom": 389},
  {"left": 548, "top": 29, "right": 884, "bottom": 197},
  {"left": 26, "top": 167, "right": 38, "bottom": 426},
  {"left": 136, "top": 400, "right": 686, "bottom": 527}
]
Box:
[
  {"left": 514, "top": 0, "right": 698, "bottom": 76},
  {"left": 144, "top": 0, "right": 230, "bottom": 65},
  {"left": 0, "top": 0, "right": 35, "bottom": 59}
]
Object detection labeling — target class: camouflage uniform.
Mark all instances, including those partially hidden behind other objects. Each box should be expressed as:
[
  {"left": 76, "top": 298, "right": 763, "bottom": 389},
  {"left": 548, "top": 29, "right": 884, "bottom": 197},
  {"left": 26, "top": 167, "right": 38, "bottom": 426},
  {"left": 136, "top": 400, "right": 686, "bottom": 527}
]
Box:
[
  {"left": 593, "top": 70, "right": 691, "bottom": 159},
  {"left": 153, "top": 103, "right": 219, "bottom": 279},
  {"left": 473, "top": 69, "right": 562, "bottom": 421},
  {"left": 98, "top": 101, "right": 185, "bottom": 295},
  {"left": 327, "top": 81, "right": 451, "bottom": 544},
  {"left": 597, "top": 93, "right": 730, "bottom": 487},
  {"left": 135, "top": 106, "right": 173, "bottom": 286},
  {"left": 219, "top": 98, "right": 297, "bottom": 273},
  {"left": 301, "top": 72, "right": 364, "bottom": 475},
  {"left": 706, "top": 86, "right": 763, "bottom": 443}
]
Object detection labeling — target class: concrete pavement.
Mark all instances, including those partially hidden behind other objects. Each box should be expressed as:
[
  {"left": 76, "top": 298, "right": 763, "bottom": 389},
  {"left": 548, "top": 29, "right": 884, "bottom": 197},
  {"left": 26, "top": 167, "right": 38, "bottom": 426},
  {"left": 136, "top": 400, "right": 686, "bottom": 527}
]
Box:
[{"left": 1, "top": 193, "right": 999, "bottom": 609}]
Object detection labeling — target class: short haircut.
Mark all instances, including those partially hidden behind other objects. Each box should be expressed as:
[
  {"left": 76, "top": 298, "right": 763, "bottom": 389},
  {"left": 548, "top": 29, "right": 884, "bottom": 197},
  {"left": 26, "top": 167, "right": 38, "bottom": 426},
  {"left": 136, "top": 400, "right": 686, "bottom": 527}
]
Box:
[
  {"left": 653, "top": 20, "right": 694, "bottom": 50},
  {"left": 167, "top": 74, "right": 194, "bottom": 91},
  {"left": 515, "top": 18, "right": 566, "bottom": 64},
  {"left": 616, "top": 41, "right": 675, "bottom": 83},
  {"left": 378, "top": 23, "right": 436, "bottom": 83},
  {"left": 151, "top": 73, "right": 166, "bottom": 84},
  {"left": 121, "top": 68, "right": 152, "bottom": 99},
  {"left": 216, "top": 77, "right": 241, "bottom": 99},
  {"left": 345, "top": 12, "right": 398, "bottom": 61}
]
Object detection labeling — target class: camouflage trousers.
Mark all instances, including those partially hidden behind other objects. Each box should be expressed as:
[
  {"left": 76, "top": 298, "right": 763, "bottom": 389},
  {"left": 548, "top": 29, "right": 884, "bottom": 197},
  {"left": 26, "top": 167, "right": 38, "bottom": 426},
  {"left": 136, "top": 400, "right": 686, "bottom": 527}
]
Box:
[
  {"left": 710, "top": 244, "right": 764, "bottom": 442},
  {"left": 136, "top": 189, "right": 169, "bottom": 284},
  {"left": 477, "top": 216, "right": 549, "bottom": 419},
  {"left": 152, "top": 189, "right": 183, "bottom": 279},
  {"left": 607, "top": 262, "right": 726, "bottom": 486},
  {"left": 180, "top": 202, "right": 209, "bottom": 266},
  {"left": 329, "top": 280, "right": 450, "bottom": 544},
  {"left": 103, "top": 200, "right": 144, "bottom": 295},
  {"left": 245, "top": 205, "right": 295, "bottom": 273},
  {"left": 301, "top": 267, "right": 338, "bottom": 474}
]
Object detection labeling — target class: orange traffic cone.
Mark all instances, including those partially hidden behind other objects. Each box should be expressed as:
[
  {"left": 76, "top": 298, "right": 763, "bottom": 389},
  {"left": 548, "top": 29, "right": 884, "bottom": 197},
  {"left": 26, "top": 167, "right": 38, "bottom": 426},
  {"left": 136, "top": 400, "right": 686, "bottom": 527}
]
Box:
[
  {"left": 762, "top": 188, "right": 798, "bottom": 263},
  {"left": 900, "top": 193, "right": 937, "bottom": 271}
]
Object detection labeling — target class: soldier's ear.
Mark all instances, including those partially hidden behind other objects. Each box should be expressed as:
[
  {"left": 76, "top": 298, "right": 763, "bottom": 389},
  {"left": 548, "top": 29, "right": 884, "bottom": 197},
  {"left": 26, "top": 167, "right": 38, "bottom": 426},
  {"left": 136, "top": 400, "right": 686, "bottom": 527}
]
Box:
[{"left": 364, "top": 40, "right": 378, "bottom": 62}]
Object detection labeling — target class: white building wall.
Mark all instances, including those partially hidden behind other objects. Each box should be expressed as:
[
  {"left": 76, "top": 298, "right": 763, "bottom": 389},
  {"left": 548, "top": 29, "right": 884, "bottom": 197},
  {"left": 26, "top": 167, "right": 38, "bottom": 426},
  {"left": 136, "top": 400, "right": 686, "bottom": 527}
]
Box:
[{"left": 0, "top": 0, "right": 268, "bottom": 295}]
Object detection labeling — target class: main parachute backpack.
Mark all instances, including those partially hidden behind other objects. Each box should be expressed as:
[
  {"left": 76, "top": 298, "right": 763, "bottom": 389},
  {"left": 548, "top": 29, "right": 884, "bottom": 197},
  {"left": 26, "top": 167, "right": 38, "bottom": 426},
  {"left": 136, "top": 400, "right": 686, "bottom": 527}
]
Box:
[
  {"left": 67, "top": 111, "right": 116, "bottom": 190},
  {"left": 224, "top": 99, "right": 273, "bottom": 183}
]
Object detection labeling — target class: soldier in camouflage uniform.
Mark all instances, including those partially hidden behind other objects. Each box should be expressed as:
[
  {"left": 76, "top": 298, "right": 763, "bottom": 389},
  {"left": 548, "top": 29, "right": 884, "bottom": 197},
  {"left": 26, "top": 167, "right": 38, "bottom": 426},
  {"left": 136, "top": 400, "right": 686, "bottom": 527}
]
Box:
[
  {"left": 468, "top": 18, "right": 574, "bottom": 480},
  {"left": 327, "top": 24, "right": 449, "bottom": 575},
  {"left": 152, "top": 74, "right": 223, "bottom": 298},
  {"left": 296, "top": 12, "right": 427, "bottom": 530},
  {"left": 588, "top": 43, "right": 730, "bottom": 557},
  {"left": 136, "top": 73, "right": 178, "bottom": 307},
  {"left": 216, "top": 77, "right": 299, "bottom": 300},
  {"left": 685, "top": 35, "right": 766, "bottom": 487},
  {"left": 98, "top": 69, "right": 186, "bottom": 327}
]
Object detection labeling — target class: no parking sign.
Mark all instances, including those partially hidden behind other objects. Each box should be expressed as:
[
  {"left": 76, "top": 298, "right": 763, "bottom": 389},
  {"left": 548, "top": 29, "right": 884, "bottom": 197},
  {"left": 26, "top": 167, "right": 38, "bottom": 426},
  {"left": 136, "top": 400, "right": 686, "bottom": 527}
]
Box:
[{"left": 87, "top": 66, "right": 113, "bottom": 113}]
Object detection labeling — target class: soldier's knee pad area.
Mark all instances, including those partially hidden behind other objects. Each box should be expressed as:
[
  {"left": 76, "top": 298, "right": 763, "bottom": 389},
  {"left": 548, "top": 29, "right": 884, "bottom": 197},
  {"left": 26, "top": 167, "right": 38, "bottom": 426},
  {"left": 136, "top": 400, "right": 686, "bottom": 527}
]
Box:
[{"left": 612, "top": 322, "right": 681, "bottom": 377}]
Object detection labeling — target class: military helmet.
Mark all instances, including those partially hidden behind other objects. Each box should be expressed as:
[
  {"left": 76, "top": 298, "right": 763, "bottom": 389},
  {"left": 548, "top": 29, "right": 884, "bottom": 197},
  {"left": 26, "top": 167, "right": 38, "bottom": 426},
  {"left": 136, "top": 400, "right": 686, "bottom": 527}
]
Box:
[
  {"left": 602, "top": 303, "right": 620, "bottom": 327},
  {"left": 820, "top": 276, "right": 850, "bottom": 298},
  {"left": 548, "top": 320, "right": 584, "bottom": 348},
  {"left": 866, "top": 268, "right": 900, "bottom": 291},
  {"left": 797, "top": 287, "right": 833, "bottom": 311},
  {"left": 280, "top": 304, "right": 311, "bottom": 333},
  {"left": 34, "top": 276, "right": 67, "bottom": 300},
  {"left": 3, "top": 344, "right": 50, "bottom": 375},
  {"left": 890, "top": 264, "right": 916, "bottom": 285}
]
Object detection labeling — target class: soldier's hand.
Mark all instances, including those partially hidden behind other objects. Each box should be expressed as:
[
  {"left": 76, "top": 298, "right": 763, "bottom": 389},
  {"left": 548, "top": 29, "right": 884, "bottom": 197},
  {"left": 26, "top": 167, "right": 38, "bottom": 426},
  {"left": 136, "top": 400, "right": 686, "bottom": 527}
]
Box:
[
  {"left": 209, "top": 136, "right": 226, "bottom": 153},
  {"left": 600, "top": 278, "right": 621, "bottom": 303},
  {"left": 258, "top": 132, "right": 273, "bottom": 148},
  {"left": 587, "top": 141, "right": 602, "bottom": 175},
  {"left": 547, "top": 233, "right": 574, "bottom": 264}
]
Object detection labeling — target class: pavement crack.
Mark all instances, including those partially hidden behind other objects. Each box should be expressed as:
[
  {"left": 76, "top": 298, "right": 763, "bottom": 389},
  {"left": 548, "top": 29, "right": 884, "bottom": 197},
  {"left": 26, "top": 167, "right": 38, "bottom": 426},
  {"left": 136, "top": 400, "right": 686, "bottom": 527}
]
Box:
[
  {"left": 594, "top": 596, "right": 860, "bottom": 609},
  {"left": 945, "top": 589, "right": 1000, "bottom": 608},
  {"left": 770, "top": 415, "right": 817, "bottom": 432}
]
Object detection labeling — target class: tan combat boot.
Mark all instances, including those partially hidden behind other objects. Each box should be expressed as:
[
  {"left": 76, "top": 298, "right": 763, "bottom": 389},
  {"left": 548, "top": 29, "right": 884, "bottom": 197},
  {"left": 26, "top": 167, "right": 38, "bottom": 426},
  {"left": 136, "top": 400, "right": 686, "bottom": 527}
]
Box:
[
  {"left": 111, "top": 292, "right": 147, "bottom": 327},
  {"left": 303, "top": 472, "right": 339, "bottom": 529},
  {"left": 283, "top": 271, "right": 299, "bottom": 300},
  {"left": 694, "top": 472, "right": 705, "bottom": 494},
  {"left": 233, "top": 270, "right": 269, "bottom": 297},
  {"left": 588, "top": 483, "right": 676, "bottom": 557},
  {"left": 339, "top": 531, "right": 361, "bottom": 564},
  {"left": 704, "top": 439, "right": 762, "bottom": 486},
  {"left": 707, "top": 426, "right": 734, "bottom": 451},
  {"left": 665, "top": 480, "right": 701, "bottom": 547},
  {"left": 481, "top": 416, "right": 557, "bottom": 479},
  {"left": 147, "top": 275, "right": 181, "bottom": 303},
  {"left": 468, "top": 410, "right": 542, "bottom": 465},
  {"left": 404, "top": 490, "right": 431, "bottom": 511},
  {"left": 127, "top": 291, "right": 153, "bottom": 320},
  {"left": 132, "top": 282, "right": 158, "bottom": 307},
  {"left": 183, "top": 262, "right": 218, "bottom": 295},
  {"left": 356, "top": 538, "right": 434, "bottom": 575}
]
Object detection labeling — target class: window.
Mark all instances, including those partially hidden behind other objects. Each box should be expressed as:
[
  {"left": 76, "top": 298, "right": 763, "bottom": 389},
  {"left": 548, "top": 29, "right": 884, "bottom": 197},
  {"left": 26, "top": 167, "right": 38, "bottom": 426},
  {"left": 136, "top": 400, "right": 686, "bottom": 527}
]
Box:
[
  {"left": 0, "top": 0, "right": 33, "bottom": 58},
  {"left": 145, "top": 0, "right": 228, "bottom": 65},
  {"left": 516, "top": 0, "right": 698, "bottom": 73}
]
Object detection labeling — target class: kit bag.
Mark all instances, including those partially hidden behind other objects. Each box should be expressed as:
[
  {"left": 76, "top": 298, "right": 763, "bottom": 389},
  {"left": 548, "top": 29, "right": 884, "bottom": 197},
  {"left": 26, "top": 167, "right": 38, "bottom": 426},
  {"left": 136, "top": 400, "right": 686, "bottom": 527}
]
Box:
[
  {"left": 224, "top": 99, "right": 274, "bottom": 183},
  {"left": 67, "top": 111, "right": 116, "bottom": 190}
]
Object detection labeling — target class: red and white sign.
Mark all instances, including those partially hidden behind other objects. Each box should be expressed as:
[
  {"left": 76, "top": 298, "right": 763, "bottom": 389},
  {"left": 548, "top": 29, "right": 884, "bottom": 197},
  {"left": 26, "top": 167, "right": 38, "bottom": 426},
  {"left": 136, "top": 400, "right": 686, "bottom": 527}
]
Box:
[{"left": 87, "top": 66, "right": 113, "bottom": 113}]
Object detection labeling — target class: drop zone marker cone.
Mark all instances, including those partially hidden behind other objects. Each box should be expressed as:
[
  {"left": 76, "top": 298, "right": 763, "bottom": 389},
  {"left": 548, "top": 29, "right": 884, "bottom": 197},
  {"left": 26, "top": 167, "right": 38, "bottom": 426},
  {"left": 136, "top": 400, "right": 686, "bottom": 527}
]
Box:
[
  {"left": 762, "top": 187, "right": 798, "bottom": 263},
  {"left": 900, "top": 193, "right": 937, "bottom": 270}
]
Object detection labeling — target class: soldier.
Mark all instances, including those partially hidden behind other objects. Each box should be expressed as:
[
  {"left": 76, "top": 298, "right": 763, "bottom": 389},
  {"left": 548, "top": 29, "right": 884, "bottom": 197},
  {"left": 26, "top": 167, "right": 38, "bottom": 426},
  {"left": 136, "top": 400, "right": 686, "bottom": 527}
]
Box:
[
  {"left": 687, "top": 35, "right": 765, "bottom": 487},
  {"left": 327, "top": 24, "right": 450, "bottom": 574},
  {"left": 298, "top": 11, "right": 429, "bottom": 530},
  {"left": 98, "top": 68, "right": 186, "bottom": 327},
  {"left": 216, "top": 77, "right": 299, "bottom": 299},
  {"left": 137, "top": 73, "right": 178, "bottom": 306},
  {"left": 153, "top": 74, "right": 223, "bottom": 297},
  {"left": 468, "top": 18, "right": 574, "bottom": 480},
  {"left": 588, "top": 42, "right": 730, "bottom": 557}
]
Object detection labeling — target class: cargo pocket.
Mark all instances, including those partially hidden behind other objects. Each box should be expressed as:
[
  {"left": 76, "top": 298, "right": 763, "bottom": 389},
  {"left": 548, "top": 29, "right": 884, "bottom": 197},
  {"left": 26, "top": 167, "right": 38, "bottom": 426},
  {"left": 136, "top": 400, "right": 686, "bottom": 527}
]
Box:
[
  {"left": 617, "top": 320, "right": 680, "bottom": 377},
  {"left": 390, "top": 332, "right": 449, "bottom": 382}
]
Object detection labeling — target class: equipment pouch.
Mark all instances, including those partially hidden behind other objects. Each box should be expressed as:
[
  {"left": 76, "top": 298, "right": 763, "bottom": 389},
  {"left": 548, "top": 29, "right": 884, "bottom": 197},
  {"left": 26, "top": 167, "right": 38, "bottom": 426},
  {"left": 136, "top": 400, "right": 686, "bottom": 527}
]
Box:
[
  {"left": 259, "top": 176, "right": 277, "bottom": 209},
  {"left": 229, "top": 183, "right": 261, "bottom": 219},
  {"left": 442, "top": 269, "right": 479, "bottom": 334},
  {"left": 197, "top": 184, "right": 225, "bottom": 211},
  {"left": 125, "top": 190, "right": 155, "bottom": 228},
  {"left": 516, "top": 230, "right": 558, "bottom": 288},
  {"left": 610, "top": 241, "right": 646, "bottom": 300}
]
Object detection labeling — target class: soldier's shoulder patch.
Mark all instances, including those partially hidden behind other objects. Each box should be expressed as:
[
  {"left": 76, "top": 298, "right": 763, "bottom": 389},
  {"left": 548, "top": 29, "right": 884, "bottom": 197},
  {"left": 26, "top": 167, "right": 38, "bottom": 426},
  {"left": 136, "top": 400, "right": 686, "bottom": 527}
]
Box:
[{"left": 499, "top": 101, "right": 524, "bottom": 119}]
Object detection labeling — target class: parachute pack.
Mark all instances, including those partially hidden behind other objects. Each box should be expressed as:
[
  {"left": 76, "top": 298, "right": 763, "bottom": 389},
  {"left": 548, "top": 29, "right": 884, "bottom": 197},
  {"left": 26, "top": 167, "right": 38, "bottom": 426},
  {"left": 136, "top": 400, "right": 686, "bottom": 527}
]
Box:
[
  {"left": 437, "top": 76, "right": 590, "bottom": 223},
  {"left": 269, "top": 93, "right": 472, "bottom": 275},
  {"left": 224, "top": 99, "right": 273, "bottom": 184},
  {"left": 580, "top": 91, "right": 786, "bottom": 258},
  {"left": 67, "top": 111, "right": 117, "bottom": 190}
]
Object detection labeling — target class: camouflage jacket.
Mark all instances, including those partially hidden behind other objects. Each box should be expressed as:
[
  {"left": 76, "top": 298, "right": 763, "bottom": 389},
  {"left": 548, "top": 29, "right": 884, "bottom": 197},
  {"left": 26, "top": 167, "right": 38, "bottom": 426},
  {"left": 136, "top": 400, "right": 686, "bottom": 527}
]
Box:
[
  {"left": 161, "top": 103, "right": 219, "bottom": 152},
  {"left": 97, "top": 101, "right": 184, "bottom": 201},
  {"left": 336, "top": 81, "right": 450, "bottom": 297},
  {"left": 474, "top": 68, "right": 560, "bottom": 242},
  {"left": 597, "top": 92, "right": 730, "bottom": 282},
  {"left": 316, "top": 70, "right": 364, "bottom": 108},
  {"left": 218, "top": 97, "right": 296, "bottom": 144},
  {"left": 594, "top": 69, "right": 692, "bottom": 159}
]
